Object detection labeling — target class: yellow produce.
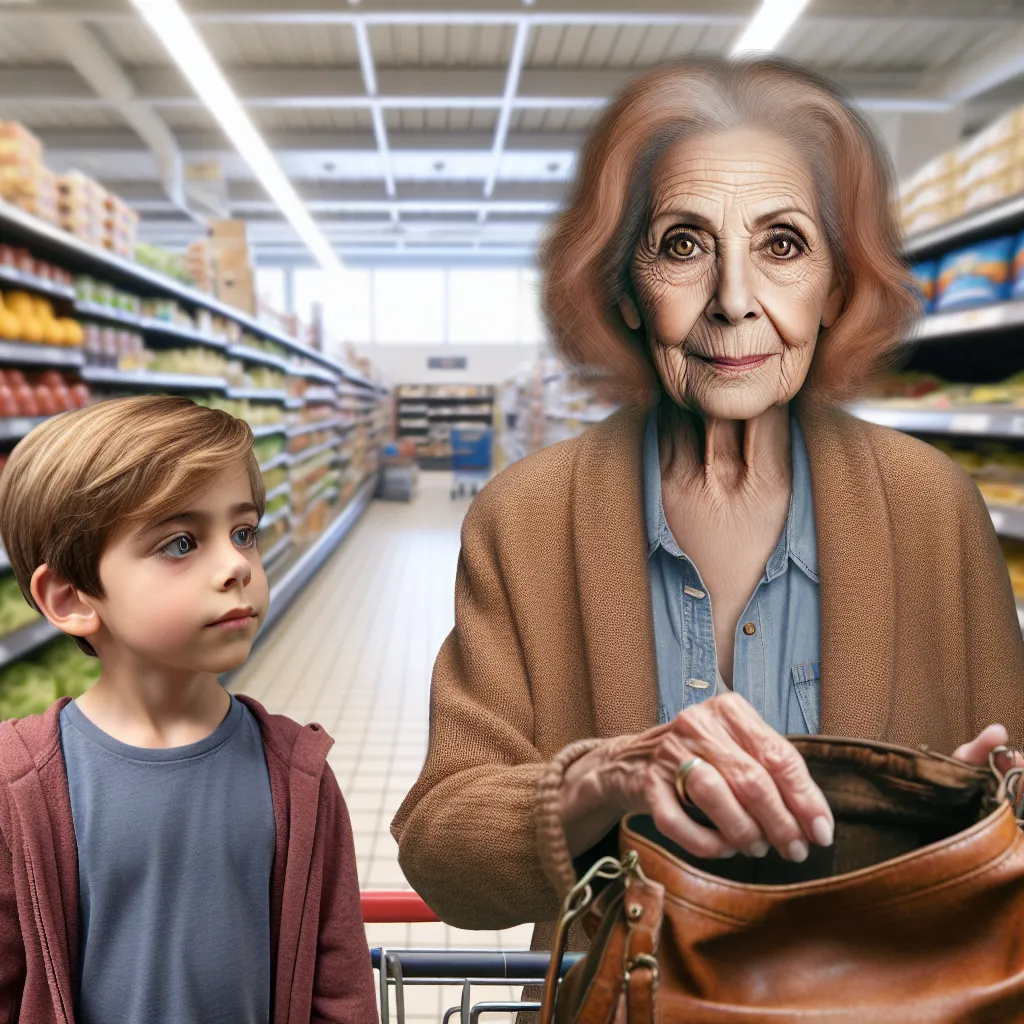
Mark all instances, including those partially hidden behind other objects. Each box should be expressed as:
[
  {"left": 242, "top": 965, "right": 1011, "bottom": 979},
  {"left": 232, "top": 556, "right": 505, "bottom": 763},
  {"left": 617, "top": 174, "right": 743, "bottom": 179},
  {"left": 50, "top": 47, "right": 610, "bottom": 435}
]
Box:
[
  {"left": 6, "top": 291, "right": 42, "bottom": 342},
  {"left": 58, "top": 318, "right": 83, "bottom": 346},
  {"left": 0, "top": 294, "right": 20, "bottom": 340},
  {"left": 33, "top": 298, "right": 64, "bottom": 346}
]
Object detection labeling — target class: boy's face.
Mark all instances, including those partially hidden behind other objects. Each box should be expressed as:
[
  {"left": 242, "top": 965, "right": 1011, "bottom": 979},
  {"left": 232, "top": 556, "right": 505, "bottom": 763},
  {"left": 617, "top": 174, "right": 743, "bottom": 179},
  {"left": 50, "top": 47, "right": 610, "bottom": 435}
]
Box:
[{"left": 92, "top": 464, "right": 270, "bottom": 676}]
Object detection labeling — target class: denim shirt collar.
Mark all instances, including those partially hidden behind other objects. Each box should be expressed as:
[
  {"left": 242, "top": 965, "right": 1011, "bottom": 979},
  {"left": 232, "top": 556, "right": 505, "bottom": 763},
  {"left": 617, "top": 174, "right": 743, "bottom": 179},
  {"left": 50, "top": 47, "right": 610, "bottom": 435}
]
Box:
[{"left": 642, "top": 408, "right": 819, "bottom": 584}]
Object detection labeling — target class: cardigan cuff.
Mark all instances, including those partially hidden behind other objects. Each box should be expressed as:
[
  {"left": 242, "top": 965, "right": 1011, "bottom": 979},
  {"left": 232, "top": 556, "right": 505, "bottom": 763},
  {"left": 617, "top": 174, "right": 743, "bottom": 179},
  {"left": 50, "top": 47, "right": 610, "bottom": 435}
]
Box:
[{"left": 533, "top": 738, "right": 607, "bottom": 902}]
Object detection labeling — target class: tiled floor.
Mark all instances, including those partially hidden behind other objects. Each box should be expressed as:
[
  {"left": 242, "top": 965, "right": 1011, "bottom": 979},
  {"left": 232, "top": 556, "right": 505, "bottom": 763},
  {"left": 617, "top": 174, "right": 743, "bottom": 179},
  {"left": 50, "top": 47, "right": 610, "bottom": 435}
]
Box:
[{"left": 229, "top": 472, "right": 535, "bottom": 1022}]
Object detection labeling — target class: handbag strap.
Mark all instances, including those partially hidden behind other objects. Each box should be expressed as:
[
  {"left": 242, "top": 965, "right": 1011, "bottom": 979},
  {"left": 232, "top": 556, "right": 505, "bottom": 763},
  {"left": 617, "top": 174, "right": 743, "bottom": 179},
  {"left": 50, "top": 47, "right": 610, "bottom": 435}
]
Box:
[{"left": 622, "top": 876, "right": 664, "bottom": 1024}]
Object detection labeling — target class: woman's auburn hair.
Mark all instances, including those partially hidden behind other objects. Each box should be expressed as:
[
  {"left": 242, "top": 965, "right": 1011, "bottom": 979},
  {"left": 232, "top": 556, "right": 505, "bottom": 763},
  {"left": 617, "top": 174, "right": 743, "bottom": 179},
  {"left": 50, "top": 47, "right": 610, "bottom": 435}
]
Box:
[
  {"left": 0, "top": 395, "right": 266, "bottom": 656},
  {"left": 539, "top": 55, "right": 918, "bottom": 407}
]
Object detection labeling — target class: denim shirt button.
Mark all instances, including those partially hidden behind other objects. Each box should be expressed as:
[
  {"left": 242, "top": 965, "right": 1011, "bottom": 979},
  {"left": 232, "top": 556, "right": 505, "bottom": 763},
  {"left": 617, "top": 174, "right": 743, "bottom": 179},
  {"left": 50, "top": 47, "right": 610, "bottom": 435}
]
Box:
[{"left": 743, "top": 622, "right": 757, "bottom": 636}]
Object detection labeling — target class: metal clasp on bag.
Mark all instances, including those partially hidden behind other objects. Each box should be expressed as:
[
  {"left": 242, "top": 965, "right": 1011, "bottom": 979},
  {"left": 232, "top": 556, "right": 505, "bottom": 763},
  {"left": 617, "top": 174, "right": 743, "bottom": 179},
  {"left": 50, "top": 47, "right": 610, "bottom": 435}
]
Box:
[
  {"left": 623, "top": 953, "right": 659, "bottom": 986},
  {"left": 989, "top": 745, "right": 1024, "bottom": 825}
]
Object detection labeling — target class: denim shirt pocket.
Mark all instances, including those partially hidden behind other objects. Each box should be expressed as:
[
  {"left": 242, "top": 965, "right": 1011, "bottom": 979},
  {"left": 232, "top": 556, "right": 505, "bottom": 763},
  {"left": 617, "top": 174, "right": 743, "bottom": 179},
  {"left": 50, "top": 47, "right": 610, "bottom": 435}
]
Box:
[{"left": 791, "top": 662, "right": 821, "bottom": 735}]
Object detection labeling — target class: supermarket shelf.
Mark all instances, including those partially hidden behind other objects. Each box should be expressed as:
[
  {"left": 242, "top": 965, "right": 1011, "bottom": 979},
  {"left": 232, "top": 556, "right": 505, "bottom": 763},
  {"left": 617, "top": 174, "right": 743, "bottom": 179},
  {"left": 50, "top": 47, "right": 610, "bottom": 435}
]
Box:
[
  {"left": 0, "top": 263, "right": 76, "bottom": 302},
  {"left": 81, "top": 367, "right": 228, "bottom": 392},
  {"left": 260, "top": 505, "right": 290, "bottom": 531},
  {"left": 253, "top": 472, "right": 378, "bottom": 641},
  {"left": 988, "top": 503, "right": 1024, "bottom": 541},
  {"left": 0, "top": 199, "right": 362, "bottom": 382},
  {"left": 398, "top": 395, "right": 493, "bottom": 405},
  {"left": 305, "top": 387, "right": 339, "bottom": 405},
  {"left": 142, "top": 318, "right": 229, "bottom": 351},
  {"left": 0, "top": 341, "right": 84, "bottom": 368},
  {"left": 546, "top": 407, "right": 615, "bottom": 424},
  {"left": 265, "top": 481, "right": 290, "bottom": 504},
  {"left": 0, "top": 415, "right": 48, "bottom": 441},
  {"left": 1018, "top": 601, "right": 1024, "bottom": 632},
  {"left": 912, "top": 300, "right": 1024, "bottom": 343},
  {"left": 904, "top": 193, "right": 1024, "bottom": 259},
  {"left": 0, "top": 545, "right": 8, "bottom": 573},
  {"left": 288, "top": 417, "right": 343, "bottom": 437},
  {"left": 285, "top": 397, "right": 303, "bottom": 410},
  {"left": 259, "top": 451, "right": 290, "bottom": 473},
  {"left": 846, "top": 403, "right": 1024, "bottom": 439},
  {"left": 226, "top": 345, "right": 291, "bottom": 373},
  {"left": 287, "top": 437, "right": 338, "bottom": 466},
  {"left": 299, "top": 365, "right": 338, "bottom": 386},
  {"left": 251, "top": 422, "right": 287, "bottom": 440},
  {"left": 260, "top": 534, "right": 292, "bottom": 569},
  {"left": 75, "top": 301, "right": 141, "bottom": 326},
  {"left": 0, "top": 618, "right": 61, "bottom": 669},
  {"left": 226, "top": 387, "right": 288, "bottom": 403}
]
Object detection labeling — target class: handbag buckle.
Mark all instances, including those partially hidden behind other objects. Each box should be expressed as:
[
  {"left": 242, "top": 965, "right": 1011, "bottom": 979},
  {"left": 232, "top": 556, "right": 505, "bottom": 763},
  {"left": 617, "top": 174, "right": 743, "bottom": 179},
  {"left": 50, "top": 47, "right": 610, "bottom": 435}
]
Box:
[{"left": 623, "top": 953, "right": 659, "bottom": 986}]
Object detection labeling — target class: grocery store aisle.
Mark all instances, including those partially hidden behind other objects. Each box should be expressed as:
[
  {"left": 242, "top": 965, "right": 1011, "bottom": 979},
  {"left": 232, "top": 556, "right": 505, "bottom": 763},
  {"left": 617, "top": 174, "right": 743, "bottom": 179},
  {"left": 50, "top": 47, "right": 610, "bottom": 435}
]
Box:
[{"left": 228, "top": 472, "right": 533, "bottom": 1019}]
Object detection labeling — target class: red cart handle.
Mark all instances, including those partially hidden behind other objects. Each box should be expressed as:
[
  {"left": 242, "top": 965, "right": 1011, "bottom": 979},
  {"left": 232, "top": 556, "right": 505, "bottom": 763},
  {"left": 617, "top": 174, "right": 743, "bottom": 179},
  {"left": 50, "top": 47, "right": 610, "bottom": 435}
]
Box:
[{"left": 361, "top": 890, "right": 441, "bottom": 923}]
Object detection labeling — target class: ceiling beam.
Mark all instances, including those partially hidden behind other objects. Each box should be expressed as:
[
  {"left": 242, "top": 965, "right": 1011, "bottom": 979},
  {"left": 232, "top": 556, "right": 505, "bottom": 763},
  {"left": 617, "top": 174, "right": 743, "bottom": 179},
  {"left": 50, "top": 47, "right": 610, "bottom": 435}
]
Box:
[
  {"left": 7, "top": 0, "right": 1021, "bottom": 28},
  {"left": 922, "top": 25, "right": 1024, "bottom": 104},
  {"left": 353, "top": 20, "right": 397, "bottom": 228},
  {"left": 0, "top": 66, "right": 957, "bottom": 113}
]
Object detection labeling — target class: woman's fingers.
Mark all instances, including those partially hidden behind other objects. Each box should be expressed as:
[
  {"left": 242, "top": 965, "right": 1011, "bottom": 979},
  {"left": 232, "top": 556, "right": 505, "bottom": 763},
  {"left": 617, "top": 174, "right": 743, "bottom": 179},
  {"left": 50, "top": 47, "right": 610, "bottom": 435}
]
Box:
[
  {"left": 665, "top": 693, "right": 834, "bottom": 860},
  {"left": 645, "top": 768, "right": 738, "bottom": 860}
]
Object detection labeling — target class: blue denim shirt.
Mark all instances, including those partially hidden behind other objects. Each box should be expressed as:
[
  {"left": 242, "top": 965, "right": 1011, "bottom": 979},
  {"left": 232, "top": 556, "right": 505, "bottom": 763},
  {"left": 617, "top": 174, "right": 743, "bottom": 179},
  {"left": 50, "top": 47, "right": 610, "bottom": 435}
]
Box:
[{"left": 644, "top": 409, "right": 821, "bottom": 735}]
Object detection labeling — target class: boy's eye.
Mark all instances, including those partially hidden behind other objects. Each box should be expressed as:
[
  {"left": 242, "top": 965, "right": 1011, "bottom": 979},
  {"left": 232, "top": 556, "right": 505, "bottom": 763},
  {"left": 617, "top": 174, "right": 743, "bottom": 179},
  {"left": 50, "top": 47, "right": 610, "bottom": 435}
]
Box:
[
  {"left": 233, "top": 525, "right": 259, "bottom": 549},
  {"left": 161, "top": 535, "right": 195, "bottom": 560}
]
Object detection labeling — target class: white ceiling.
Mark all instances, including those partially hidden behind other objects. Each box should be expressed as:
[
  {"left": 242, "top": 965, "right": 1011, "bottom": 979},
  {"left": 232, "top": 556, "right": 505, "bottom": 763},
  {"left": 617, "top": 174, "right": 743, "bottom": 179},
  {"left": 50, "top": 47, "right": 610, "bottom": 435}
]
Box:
[{"left": 1, "top": 0, "right": 1024, "bottom": 267}]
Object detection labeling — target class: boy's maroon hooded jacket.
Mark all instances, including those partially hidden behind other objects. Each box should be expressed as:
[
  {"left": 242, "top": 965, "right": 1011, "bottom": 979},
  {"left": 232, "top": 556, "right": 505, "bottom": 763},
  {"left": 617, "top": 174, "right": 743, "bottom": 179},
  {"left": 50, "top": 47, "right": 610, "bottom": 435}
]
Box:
[{"left": 0, "top": 694, "right": 378, "bottom": 1024}]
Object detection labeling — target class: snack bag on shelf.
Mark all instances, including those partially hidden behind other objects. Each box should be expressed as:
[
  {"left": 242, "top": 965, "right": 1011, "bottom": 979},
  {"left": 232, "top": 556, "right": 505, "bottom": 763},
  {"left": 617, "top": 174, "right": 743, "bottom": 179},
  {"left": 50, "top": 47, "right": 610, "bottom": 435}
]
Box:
[
  {"left": 0, "top": 122, "right": 44, "bottom": 206},
  {"left": 934, "top": 236, "right": 1017, "bottom": 312},
  {"left": 1013, "top": 232, "right": 1024, "bottom": 300}
]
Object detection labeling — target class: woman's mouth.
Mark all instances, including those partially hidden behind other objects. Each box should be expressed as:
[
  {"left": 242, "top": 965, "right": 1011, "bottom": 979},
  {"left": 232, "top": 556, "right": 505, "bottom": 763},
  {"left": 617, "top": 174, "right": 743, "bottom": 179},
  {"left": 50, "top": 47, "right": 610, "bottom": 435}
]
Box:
[{"left": 695, "top": 353, "right": 773, "bottom": 372}]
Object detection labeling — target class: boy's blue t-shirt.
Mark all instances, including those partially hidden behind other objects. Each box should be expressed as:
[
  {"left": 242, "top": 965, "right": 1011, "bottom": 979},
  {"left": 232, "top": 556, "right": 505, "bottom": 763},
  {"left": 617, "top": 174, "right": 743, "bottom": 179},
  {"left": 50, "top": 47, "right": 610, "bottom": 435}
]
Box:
[{"left": 59, "top": 695, "right": 276, "bottom": 1024}]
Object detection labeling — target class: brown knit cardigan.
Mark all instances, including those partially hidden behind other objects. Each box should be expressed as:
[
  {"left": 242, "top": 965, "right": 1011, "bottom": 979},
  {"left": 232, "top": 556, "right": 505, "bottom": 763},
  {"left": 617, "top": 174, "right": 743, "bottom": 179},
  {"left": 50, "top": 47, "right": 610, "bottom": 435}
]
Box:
[{"left": 391, "top": 398, "right": 1024, "bottom": 955}]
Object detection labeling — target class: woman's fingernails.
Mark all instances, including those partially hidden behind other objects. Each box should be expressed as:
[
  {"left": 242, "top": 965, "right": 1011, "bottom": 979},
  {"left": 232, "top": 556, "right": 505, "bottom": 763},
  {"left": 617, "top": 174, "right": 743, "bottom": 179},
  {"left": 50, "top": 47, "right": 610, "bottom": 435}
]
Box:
[
  {"left": 788, "top": 840, "right": 809, "bottom": 863},
  {"left": 748, "top": 840, "right": 770, "bottom": 858},
  {"left": 719, "top": 847, "right": 738, "bottom": 858},
  {"left": 811, "top": 816, "right": 834, "bottom": 847}
]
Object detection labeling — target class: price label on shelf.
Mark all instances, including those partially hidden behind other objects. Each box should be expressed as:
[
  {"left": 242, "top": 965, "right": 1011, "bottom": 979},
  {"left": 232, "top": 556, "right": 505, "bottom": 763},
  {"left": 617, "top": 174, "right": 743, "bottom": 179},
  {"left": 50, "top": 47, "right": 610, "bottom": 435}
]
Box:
[{"left": 950, "top": 414, "right": 990, "bottom": 434}]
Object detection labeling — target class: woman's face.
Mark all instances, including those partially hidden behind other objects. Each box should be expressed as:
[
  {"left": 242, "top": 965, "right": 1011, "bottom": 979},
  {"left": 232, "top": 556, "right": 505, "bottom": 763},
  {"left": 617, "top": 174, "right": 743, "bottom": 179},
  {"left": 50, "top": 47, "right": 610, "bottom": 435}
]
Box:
[{"left": 621, "top": 130, "right": 843, "bottom": 420}]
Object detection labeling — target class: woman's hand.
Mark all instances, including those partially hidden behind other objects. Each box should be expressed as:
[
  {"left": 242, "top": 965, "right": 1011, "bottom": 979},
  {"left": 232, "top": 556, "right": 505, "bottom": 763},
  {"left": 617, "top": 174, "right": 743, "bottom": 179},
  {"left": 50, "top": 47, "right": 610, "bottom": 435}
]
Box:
[
  {"left": 560, "top": 691, "right": 834, "bottom": 863},
  {"left": 953, "top": 723, "right": 1024, "bottom": 773}
]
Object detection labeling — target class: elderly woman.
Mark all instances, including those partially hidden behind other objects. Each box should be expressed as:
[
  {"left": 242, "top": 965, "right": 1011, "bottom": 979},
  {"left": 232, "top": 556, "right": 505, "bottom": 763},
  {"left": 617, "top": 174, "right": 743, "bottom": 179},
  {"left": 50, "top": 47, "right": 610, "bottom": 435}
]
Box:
[{"left": 391, "top": 56, "right": 1024, "bottom": 955}]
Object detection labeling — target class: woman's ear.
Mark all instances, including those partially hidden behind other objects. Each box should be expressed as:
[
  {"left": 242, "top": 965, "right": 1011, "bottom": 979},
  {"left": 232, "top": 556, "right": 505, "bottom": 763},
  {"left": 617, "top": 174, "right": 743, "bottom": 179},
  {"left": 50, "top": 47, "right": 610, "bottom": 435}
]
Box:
[
  {"left": 618, "top": 292, "right": 643, "bottom": 331},
  {"left": 821, "top": 278, "right": 845, "bottom": 329},
  {"left": 30, "top": 564, "right": 102, "bottom": 646}
]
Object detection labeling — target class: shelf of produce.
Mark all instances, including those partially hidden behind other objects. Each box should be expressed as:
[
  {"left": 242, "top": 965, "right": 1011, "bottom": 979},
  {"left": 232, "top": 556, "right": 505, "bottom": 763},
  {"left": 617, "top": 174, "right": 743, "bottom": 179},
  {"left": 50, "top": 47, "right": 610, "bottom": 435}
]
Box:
[
  {"left": 227, "top": 346, "right": 292, "bottom": 373},
  {"left": 287, "top": 437, "right": 338, "bottom": 466},
  {"left": 910, "top": 301, "right": 1024, "bottom": 344},
  {"left": 226, "top": 387, "right": 288, "bottom": 403},
  {"left": 142, "top": 318, "right": 229, "bottom": 351},
  {"left": 846, "top": 403, "right": 1024, "bottom": 439},
  {"left": 261, "top": 534, "right": 292, "bottom": 569},
  {"left": 297, "top": 365, "right": 337, "bottom": 386},
  {"left": 0, "top": 341, "right": 84, "bottom": 368},
  {"left": 0, "top": 415, "right": 48, "bottom": 441},
  {"left": 250, "top": 472, "right": 378, "bottom": 643},
  {"left": 399, "top": 395, "right": 493, "bottom": 405},
  {"left": 81, "top": 367, "right": 229, "bottom": 392},
  {"left": 75, "top": 301, "right": 141, "bottom": 325},
  {"left": 0, "top": 263, "right": 76, "bottom": 302},
  {"left": 987, "top": 503, "right": 1024, "bottom": 541},
  {"left": 265, "top": 482, "right": 290, "bottom": 504},
  {"left": 259, "top": 505, "right": 290, "bottom": 532},
  {"left": 904, "top": 193, "right": 1024, "bottom": 260},
  {"left": 0, "top": 199, "right": 362, "bottom": 382},
  {"left": 288, "top": 417, "right": 343, "bottom": 438},
  {"left": 259, "top": 451, "right": 290, "bottom": 473},
  {"left": 0, "top": 618, "right": 62, "bottom": 669},
  {"left": 251, "top": 422, "right": 287, "bottom": 440},
  {"left": 305, "top": 387, "right": 339, "bottom": 405}
]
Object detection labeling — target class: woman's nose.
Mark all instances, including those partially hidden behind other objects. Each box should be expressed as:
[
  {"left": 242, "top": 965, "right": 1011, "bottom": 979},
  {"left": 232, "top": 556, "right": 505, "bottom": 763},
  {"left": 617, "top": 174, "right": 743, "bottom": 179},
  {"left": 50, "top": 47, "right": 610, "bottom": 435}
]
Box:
[{"left": 705, "top": 242, "right": 764, "bottom": 326}]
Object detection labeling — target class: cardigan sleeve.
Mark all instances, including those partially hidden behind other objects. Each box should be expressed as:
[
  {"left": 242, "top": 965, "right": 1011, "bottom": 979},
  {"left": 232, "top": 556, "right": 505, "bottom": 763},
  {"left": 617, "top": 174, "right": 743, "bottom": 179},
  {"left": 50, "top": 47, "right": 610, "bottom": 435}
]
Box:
[
  {"left": 0, "top": 799, "right": 24, "bottom": 1024},
  {"left": 390, "top": 491, "right": 602, "bottom": 929}
]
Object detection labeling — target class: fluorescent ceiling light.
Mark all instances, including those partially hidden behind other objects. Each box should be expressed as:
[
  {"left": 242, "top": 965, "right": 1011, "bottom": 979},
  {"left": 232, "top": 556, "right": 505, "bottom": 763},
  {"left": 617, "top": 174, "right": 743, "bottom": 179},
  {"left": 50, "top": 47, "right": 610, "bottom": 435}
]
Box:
[
  {"left": 131, "top": 0, "right": 342, "bottom": 273},
  {"left": 731, "top": 0, "right": 810, "bottom": 56}
]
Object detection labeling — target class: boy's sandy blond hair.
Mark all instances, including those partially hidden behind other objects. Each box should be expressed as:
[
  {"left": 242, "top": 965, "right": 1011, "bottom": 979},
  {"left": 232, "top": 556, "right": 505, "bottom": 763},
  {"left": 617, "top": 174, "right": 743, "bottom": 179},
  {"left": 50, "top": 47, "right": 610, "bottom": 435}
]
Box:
[{"left": 0, "top": 395, "right": 267, "bottom": 656}]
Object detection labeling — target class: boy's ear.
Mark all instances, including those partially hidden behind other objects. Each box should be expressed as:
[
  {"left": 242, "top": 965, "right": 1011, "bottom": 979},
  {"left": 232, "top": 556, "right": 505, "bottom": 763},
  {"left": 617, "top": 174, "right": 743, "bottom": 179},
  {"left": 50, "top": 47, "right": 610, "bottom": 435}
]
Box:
[{"left": 30, "top": 564, "right": 102, "bottom": 646}]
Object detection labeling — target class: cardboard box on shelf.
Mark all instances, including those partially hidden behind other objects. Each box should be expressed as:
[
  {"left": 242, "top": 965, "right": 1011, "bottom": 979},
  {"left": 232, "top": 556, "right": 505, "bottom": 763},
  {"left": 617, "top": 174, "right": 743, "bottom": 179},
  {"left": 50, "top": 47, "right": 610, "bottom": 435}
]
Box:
[{"left": 217, "top": 268, "right": 256, "bottom": 315}]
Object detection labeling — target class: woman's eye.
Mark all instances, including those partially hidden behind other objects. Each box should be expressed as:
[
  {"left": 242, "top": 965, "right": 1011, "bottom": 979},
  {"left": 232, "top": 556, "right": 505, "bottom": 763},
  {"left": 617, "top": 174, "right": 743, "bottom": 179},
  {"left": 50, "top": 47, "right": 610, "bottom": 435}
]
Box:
[
  {"left": 233, "top": 525, "right": 259, "bottom": 549},
  {"left": 161, "top": 535, "right": 195, "bottom": 560},
  {"left": 768, "top": 234, "right": 802, "bottom": 259},
  {"left": 666, "top": 235, "right": 699, "bottom": 259}
]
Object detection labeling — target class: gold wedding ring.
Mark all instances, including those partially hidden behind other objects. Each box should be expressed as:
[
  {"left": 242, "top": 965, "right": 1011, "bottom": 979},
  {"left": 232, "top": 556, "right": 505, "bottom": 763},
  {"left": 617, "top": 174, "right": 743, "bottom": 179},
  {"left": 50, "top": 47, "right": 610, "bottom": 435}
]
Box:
[{"left": 675, "top": 756, "right": 705, "bottom": 805}]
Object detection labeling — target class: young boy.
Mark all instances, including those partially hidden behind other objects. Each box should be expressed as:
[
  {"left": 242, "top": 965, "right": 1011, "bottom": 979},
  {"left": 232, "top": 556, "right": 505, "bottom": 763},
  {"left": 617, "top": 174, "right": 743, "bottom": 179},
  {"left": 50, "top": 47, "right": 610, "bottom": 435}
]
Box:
[{"left": 0, "top": 395, "right": 377, "bottom": 1024}]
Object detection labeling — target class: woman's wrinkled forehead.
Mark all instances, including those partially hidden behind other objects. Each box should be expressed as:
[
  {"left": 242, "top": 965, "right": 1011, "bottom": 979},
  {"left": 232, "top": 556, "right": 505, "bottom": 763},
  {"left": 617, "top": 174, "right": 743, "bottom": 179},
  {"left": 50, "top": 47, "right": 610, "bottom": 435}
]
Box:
[{"left": 647, "top": 129, "right": 822, "bottom": 232}]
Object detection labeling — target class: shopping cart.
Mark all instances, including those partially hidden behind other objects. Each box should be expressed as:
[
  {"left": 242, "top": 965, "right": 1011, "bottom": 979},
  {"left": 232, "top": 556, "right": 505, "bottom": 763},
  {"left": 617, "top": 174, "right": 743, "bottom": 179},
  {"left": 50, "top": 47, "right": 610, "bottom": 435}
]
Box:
[
  {"left": 363, "top": 890, "right": 582, "bottom": 1024},
  {"left": 450, "top": 427, "right": 493, "bottom": 500}
]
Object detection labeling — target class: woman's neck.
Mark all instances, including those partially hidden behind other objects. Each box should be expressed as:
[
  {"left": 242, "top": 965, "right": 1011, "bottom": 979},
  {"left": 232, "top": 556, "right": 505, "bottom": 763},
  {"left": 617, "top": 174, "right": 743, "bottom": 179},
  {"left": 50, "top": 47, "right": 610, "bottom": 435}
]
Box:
[{"left": 658, "top": 398, "right": 793, "bottom": 497}]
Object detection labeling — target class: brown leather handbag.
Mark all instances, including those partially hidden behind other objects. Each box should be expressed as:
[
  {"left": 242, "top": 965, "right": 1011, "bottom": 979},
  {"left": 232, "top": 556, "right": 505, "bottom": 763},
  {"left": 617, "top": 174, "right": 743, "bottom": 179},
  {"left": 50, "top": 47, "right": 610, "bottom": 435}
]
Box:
[{"left": 539, "top": 736, "right": 1024, "bottom": 1024}]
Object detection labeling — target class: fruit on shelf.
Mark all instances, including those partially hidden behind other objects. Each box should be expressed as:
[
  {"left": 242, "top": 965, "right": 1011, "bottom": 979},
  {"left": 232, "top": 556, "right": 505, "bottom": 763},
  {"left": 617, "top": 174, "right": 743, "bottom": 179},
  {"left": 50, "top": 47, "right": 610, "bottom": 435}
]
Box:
[
  {"left": 0, "top": 635, "right": 103, "bottom": 720},
  {"left": 0, "top": 294, "right": 20, "bottom": 340},
  {"left": 4, "top": 291, "right": 43, "bottom": 342}
]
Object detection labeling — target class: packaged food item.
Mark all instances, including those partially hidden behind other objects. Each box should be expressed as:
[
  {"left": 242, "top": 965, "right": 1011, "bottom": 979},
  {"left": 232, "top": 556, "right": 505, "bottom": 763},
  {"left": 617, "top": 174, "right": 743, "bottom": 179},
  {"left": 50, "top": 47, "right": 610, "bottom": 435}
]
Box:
[
  {"left": 934, "top": 236, "right": 1017, "bottom": 312},
  {"left": 1012, "top": 232, "right": 1024, "bottom": 300},
  {"left": 910, "top": 261, "right": 939, "bottom": 314}
]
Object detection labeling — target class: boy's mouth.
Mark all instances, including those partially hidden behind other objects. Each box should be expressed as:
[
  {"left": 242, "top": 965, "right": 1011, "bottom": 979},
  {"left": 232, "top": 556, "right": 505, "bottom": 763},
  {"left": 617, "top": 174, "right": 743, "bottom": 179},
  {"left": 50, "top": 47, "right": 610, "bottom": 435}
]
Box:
[{"left": 207, "top": 607, "right": 256, "bottom": 630}]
